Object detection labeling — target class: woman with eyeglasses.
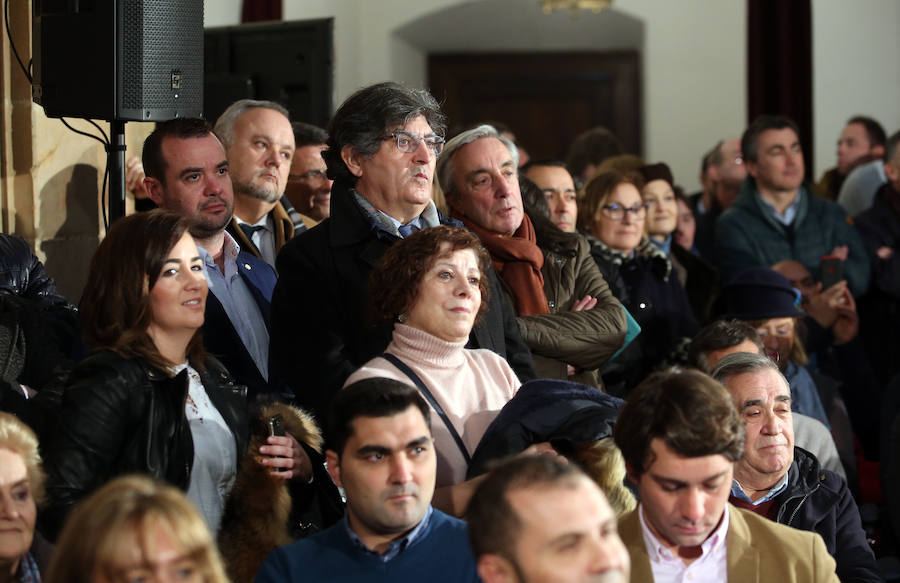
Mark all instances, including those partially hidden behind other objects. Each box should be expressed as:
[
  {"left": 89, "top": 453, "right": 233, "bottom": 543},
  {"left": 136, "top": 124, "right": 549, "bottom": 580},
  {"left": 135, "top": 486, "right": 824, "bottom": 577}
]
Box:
[{"left": 578, "top": 170, "right": 698, "bottom": 393}]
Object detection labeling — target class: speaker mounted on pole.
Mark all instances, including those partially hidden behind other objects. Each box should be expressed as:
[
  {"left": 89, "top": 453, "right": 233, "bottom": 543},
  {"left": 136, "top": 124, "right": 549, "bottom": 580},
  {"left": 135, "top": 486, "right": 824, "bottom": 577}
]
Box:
[{"left": 32, "top": 0, "right": 204, "bottom": 121}]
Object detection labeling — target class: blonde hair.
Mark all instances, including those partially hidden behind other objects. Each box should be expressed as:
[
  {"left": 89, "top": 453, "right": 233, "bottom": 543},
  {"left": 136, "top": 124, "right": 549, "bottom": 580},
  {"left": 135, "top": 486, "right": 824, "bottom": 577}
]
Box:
[
  {"left": 45, "top": 475, "right": 229, "bottom": 583},
  {"left": 571, "top": 437, "right": 637, "bottom": 517},
  {"left": 0, "top": 412, "right": 45, "bottom": 507}
]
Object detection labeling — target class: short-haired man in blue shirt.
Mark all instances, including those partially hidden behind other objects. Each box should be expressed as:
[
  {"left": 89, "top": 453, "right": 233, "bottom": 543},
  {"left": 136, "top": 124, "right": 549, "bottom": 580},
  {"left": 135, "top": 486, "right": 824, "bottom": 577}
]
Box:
[{"left": 255, "top": 377, "right": 479, "bottom": 583}]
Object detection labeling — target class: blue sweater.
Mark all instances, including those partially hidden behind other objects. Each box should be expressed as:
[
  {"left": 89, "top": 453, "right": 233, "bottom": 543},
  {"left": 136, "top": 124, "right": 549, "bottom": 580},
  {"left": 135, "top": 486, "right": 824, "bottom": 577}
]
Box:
[{"left": 254, "top": 509, "right": 479, "bottom": 583}]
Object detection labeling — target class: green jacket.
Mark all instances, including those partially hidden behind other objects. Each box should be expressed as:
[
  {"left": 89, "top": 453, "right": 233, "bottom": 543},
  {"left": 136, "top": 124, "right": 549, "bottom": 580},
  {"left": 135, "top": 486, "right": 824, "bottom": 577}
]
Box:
[
  {"left": 513, "top": 215, "right": 627, "bottom": 387},
  {"left": 714, "top": 180, "right": 870, "bottom": 296}
]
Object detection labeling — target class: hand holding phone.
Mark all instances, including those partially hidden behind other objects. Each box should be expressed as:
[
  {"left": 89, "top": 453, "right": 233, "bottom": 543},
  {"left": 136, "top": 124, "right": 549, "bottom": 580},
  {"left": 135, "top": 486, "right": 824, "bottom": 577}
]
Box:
[{"left": 268, "top": 414, "right": 286, "bottom": 472}]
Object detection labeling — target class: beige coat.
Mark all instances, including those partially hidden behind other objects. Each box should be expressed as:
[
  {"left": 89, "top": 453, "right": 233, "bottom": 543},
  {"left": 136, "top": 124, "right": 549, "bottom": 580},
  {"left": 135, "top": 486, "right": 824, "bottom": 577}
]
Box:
[{"left": 619, "top": 504, "right": 839, "bottom": 583}]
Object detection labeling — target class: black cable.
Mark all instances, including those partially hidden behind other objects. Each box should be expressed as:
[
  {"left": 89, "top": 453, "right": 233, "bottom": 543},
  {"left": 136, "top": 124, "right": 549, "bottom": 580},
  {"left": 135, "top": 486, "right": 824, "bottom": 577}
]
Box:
[
  {"left": 100, "top": 160, "right": 109, "bottom": 231},
  {"left": 59, "top": 118, "right": 108, "bottom": 148},
  {"left": 4, "top": 0, "right": 32, "bottom": 83},
  {"left": 86, "top": 119, "right": 110, "bottom": 144}
]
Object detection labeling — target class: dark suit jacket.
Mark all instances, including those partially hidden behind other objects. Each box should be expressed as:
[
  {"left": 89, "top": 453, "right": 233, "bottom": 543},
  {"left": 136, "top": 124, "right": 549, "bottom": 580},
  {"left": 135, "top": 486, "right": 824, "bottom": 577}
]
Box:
[
  {"left": 271, "top": 180, "right": 535, "bottom": 421},
  {"left": 204, "top": 250, "right": 289, "bottom": 402},
  {"left": 619, "top": 504, "right": 839, "bottom": 582}
]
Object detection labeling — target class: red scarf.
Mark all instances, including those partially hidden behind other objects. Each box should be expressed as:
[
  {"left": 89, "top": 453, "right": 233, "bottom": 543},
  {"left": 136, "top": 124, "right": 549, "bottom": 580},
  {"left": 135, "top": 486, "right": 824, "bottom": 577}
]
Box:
[{"left": 455, "top": 213, "right": 550, "bottom": 315}]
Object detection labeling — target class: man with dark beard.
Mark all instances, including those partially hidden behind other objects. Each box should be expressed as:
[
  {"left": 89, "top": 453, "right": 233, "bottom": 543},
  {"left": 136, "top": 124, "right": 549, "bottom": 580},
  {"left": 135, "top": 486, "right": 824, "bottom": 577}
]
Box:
[
  {"left": 143, "top": 118, "right": 288, "bottom": 401},
  {"left": 215, "top": 99, "right": 303, "bottom": 268}
]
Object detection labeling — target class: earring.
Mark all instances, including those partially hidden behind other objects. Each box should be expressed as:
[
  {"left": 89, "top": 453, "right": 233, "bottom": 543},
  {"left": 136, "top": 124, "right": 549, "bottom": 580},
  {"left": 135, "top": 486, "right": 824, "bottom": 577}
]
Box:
[{"left": 398, "top": 313, "right": 408, "bottom": 323}]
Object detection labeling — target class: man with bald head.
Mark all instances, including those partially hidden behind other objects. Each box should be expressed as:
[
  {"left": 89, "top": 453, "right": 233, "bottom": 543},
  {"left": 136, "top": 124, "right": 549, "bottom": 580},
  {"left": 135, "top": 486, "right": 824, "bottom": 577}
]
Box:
[
  {"left": 712, "top": 352, "right": 879, "bottom": 582},
  {"left": 468, "top": 455, "right": 630, "bottom": 583},
  {"left": 694, "top": 137, "right": 746, "bottom": 258}
]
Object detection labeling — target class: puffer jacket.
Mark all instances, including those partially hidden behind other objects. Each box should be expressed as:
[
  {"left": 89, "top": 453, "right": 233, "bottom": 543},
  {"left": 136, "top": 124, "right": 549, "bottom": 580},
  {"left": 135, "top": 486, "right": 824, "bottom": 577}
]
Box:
[
  {"left": 775, "top": 447, "right": 881, "bottom": 583},
  {"left": 515, "top": 215, "right": 627, "bottom": 386},
  {"left": 42, "top": 351, "right": 248, "bottom": 540},
  {"left": 0, "top": 234, "right": 72, "bottom": 307}
]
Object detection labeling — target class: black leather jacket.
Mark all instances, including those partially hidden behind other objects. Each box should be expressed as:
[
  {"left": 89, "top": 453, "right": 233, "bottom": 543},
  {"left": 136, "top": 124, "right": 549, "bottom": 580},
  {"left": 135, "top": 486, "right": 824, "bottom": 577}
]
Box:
[
  {"left": 0, "top": 234, "right": 71, "bottom": 307},
  {"left": 42, "top": 351, "right": 248, "bottom": 540}
]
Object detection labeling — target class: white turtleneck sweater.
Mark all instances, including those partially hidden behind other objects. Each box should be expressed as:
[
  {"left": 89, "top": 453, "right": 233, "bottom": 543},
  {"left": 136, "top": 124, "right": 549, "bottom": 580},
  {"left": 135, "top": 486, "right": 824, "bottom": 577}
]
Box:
[{"left": 344, "top": 324, "right": 520, "bottom": 487}]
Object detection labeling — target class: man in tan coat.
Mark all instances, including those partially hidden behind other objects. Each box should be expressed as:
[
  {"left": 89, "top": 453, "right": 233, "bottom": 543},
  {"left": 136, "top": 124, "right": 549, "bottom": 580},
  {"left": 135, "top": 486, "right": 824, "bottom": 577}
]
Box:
[{"left": 613, "top": 369, "right": 838, "bottom": 582}]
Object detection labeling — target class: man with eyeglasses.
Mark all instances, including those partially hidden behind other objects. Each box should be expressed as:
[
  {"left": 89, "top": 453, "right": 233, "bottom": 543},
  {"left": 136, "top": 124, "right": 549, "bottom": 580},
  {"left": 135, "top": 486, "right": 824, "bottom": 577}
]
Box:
[
  {"left": 285, "top": 122, "right": 333, "bottom": 225},
  {"left": 215, "top": 99, "right": 305, "bottom": 268},
  {"left": 437, "top": 124, "right": 627, "bottom": 388},
  {"left": 714, "top": 115, "right": 871, "bottom": 297},
  {"left": 270, "top": 82, "right": 535, "bottom": 420}
]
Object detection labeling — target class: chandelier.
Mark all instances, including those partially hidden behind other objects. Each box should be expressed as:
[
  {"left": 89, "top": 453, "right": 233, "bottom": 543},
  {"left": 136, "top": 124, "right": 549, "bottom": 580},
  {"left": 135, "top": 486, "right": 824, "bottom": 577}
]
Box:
[{"left": 539, "top": 0, "right": 613, "bottom": 17}]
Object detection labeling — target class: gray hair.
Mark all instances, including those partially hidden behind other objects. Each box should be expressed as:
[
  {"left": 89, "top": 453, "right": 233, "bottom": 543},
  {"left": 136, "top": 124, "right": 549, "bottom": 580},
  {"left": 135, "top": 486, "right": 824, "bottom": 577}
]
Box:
[
  {"left": 710, "top": 351, "right": 788, "bottom": 389},
  {"left": 436, "top": 124, "right": 519, "bottom": 199},
  {"left": 213, "top": 99, "right": 290, "bottom": 149}
]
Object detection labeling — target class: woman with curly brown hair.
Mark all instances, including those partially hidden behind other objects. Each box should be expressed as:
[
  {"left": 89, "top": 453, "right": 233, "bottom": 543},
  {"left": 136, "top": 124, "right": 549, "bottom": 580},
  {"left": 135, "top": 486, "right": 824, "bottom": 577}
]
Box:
[{"left": 344, "top": 225, "right": 527, "bottom": 516}]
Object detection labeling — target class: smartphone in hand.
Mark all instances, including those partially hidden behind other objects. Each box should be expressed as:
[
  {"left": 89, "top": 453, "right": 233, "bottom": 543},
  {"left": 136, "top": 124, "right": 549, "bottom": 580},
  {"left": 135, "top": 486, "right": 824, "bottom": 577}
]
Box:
[
  {"left": 268, "top": 414, "right": 286, "bottom": 472},
  {"left": 819, "top": 255, "right": 844, "bottom": 290}
]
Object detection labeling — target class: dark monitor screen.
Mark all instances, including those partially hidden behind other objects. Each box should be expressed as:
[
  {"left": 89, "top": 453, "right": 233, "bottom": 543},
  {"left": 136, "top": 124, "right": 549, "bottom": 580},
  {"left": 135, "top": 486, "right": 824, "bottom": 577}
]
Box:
[{"left": 204, "top": 18, "right": 333, "bottom": 126}]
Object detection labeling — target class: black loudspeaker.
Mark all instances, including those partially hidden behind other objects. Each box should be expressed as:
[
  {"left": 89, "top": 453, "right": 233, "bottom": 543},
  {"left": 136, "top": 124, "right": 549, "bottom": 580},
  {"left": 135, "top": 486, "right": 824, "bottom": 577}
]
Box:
[{"left": 32, "top": 0, "right": 204, "bottom": 121}]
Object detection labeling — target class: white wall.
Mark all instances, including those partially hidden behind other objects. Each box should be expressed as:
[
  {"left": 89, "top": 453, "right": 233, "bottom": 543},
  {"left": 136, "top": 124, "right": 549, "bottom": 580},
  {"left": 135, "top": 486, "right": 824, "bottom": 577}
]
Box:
[
  {"left": 203, "top": 0, "right": 900, "bottom": 191},
  {"left": 812, "top": 0, "right": 900, "bottom": 179}
]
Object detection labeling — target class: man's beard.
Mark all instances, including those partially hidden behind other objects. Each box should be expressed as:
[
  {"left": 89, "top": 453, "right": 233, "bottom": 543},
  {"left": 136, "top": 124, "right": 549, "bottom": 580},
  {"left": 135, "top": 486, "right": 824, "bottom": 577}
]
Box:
[
  {"left": 189, "top": 199, "right": 232, "bottom": 240},
  {"left": 233, "top": 175, "right": 281, "bottom": 203}
]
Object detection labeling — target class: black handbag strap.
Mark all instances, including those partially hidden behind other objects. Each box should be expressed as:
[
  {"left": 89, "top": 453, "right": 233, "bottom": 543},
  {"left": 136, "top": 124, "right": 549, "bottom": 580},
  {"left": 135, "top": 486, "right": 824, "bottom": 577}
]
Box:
[{"left": 380, "top": 352, "right": 472, "bottom": 466}]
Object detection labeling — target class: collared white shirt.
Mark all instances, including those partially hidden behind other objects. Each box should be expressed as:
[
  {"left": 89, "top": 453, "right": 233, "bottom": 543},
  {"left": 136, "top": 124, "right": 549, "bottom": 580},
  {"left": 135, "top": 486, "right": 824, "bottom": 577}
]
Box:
[
  {"left": 761, "top": 190, "right": 802, "bottom": 226},
  {"left": 198, "top": 232, "right": 269, "bottom": 381},
  {"left": 234, "top": 214, "right": 277, "bottom": 266},
  {"left": 639, "top": 503, "right": 730, "bottom": 583}
]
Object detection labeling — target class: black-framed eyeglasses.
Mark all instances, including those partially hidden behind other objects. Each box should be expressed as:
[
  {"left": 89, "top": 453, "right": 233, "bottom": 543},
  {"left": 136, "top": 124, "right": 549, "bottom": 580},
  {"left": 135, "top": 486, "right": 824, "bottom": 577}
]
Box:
[
  {"left": 600, "top": 203, "right": 647, "bottom": 221},
  {"left": 381, "top": 130, "right": 445, "bottom": 156},
  {"left": 288, "top": 169, "right": 329, "bottom": 182}
]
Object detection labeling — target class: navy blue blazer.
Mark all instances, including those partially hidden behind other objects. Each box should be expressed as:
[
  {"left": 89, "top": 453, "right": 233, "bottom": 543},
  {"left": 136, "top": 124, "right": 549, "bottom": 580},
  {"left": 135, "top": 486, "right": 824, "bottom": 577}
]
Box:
[{"left": 203, "top": 251, "right": 289, "bottom": 402}]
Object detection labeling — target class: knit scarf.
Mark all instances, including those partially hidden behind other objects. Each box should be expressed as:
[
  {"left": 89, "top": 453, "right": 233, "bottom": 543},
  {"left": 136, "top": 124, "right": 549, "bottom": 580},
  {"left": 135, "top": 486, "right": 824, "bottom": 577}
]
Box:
[
  {"left": 587, "top": 235, "right": 673, "bottom": 281},
  {"left": 455, "top": 213, "right": 550, "bottom": 315}
]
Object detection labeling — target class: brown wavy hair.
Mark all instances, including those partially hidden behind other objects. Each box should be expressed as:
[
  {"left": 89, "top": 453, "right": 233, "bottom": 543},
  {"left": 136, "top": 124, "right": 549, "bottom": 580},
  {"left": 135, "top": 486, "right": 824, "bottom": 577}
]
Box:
[
  {"left": 79, "top": 210, "right": 207, "bottom": 372},
  {"left": 368, "top": 225, "right": 492, "bottom": 325},
  {"left": 614, "top": 368, "right": 745, "bottom": 478}
]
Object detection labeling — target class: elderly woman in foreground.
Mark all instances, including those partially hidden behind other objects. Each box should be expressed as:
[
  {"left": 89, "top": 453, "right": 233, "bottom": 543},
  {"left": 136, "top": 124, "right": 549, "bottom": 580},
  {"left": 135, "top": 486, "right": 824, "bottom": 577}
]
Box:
[
  {"left": 45, "top": 475, "right": 229, "bottom": 583},
  {"left": 0, "top": 412, "right": 48, "bottom": 583},
  {"left": 345, "top": 226, "right": 531, "bottom": 515}
]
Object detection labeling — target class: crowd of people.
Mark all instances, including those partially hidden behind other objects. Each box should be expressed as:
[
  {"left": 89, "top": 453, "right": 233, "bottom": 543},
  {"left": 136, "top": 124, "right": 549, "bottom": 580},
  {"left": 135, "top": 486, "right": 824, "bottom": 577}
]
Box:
[{"left": 1, "top": 80, "right": 899, "bottom": 582}]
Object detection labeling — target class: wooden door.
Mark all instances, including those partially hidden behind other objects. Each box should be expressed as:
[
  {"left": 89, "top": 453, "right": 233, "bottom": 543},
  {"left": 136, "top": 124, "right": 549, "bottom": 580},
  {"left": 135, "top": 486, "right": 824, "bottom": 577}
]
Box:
[{"left": 429, "top": 52, "right": 641, "bottom": 161}]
